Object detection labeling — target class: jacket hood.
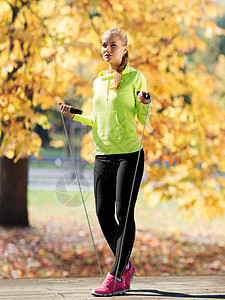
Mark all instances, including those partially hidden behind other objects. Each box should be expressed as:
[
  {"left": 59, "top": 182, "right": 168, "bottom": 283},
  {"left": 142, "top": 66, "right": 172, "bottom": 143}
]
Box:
[{"left": 98, "top": 65, "right": 136, "bottom": 81}]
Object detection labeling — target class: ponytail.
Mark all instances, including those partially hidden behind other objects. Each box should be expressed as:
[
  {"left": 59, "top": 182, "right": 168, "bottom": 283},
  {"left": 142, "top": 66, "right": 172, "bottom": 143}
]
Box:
[{"left": 110, "top": 50, "right": 129, "bottom": 90}]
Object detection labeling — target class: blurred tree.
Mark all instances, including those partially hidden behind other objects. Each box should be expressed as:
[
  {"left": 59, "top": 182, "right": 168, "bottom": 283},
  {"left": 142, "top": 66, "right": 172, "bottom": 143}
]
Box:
[
  {"left": 0, "top": 0, "right": 225, "bottom": 226},
  {"left": 0, "top": 0, "right": 82, "bottom": 226},
  {"left": 217, "top": 12, "right": 225, "bottom": 56},
  {"left": 0, "top": 0, "right": 48, "bottom": 226},
  {"left": 188, "top": 11, "right": 225, "bottom": 109}
]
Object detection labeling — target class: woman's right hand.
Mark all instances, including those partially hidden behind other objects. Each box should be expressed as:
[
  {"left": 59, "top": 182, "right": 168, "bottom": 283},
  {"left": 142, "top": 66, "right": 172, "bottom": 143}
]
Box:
[{"left": 58, "top": 102, "right": 74, "bottom": 119}]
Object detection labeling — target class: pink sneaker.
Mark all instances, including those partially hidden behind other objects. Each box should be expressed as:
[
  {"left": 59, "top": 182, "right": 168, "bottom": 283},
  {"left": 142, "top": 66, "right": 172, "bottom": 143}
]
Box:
[
  {"left": 91, "top": 273, "right": 126, "bottom": 297},
  {"left": 122, "top": 262, "right": 136, "bottom": 291}
]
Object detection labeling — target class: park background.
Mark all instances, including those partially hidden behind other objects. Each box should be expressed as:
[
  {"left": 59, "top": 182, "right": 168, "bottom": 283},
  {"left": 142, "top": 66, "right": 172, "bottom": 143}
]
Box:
[{"left": 0, "top": 0, "right": 225, "bottom": 279}]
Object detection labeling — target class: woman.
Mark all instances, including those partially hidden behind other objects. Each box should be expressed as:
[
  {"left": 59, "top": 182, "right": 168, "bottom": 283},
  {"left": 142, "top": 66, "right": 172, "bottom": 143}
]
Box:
[{"left": 59, "top": 28, "right": 151, "bottom": 297}]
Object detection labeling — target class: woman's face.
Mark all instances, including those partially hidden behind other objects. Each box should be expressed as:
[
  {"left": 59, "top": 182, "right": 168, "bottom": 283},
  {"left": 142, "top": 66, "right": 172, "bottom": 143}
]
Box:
[{"left": 101, "top": 33, "right": 127, "bottom": 67}]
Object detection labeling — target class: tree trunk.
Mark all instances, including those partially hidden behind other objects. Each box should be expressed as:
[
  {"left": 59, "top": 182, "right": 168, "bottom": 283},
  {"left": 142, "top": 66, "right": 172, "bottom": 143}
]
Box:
[{"left": 0, "top": 156, "right": 29, "bottom": 227}]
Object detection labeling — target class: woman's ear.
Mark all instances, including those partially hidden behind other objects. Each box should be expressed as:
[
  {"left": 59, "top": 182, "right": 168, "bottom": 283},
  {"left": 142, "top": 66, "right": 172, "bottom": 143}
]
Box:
[{"left": 123, "top": 46, "right": 128, "bottom": 55}]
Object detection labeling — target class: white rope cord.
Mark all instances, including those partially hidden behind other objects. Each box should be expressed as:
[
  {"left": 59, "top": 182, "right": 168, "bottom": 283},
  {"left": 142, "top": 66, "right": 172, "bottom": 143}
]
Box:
[
  {"left": 41, "top": 8, "right": 103, "bottom": 281},
  {"left": 61, "top": 113, "right": 103, "bottom": 281},
  {"left": 113, "top": 97, "right": 151, "bottom": 291}
]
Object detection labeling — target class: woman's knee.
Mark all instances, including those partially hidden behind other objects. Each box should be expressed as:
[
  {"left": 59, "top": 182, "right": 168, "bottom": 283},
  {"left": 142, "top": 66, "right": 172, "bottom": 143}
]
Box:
[
  {"left": 116, "top": 208, "right": 134, "bottom": 224},
  {"left": 96, "top": 204, "right": 114, "bottom": 224}
]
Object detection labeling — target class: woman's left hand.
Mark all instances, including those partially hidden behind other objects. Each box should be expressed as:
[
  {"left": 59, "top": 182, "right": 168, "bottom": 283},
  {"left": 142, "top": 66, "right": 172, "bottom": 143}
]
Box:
[{"left": 138, "top": 91, "right": 151, "bottom": 104}]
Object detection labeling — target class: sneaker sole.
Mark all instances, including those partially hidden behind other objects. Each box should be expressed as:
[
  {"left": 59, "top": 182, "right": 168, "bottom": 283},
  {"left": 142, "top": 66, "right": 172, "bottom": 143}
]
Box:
[
  {"left": 126, "top": 268, "right": 136, "bottom": 291},
  {"left": 91, "top": 289, "right": 126, "bottom": 297}
]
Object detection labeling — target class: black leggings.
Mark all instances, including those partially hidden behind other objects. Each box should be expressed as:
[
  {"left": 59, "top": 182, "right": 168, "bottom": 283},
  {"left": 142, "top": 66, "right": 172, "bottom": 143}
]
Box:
[{"left": 94, "top": 148, "right": 144, "bottom": 278}]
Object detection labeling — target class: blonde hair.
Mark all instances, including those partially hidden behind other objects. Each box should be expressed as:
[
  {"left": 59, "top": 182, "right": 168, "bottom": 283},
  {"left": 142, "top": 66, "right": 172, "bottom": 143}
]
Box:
[{"left": 102, "top": 28, "right": 129, "bottom": 90}]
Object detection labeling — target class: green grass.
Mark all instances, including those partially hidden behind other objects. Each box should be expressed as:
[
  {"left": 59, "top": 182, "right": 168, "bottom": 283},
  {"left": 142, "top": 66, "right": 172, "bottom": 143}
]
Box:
[
  {"left": 28, "top": 189, "right": 225, "bottom": 242},
  {"left": 28, "top": 189, "right": 96, "bottom": 232},
  {"left": 39, "top": 148, "right": 64, "bottom": 157}
]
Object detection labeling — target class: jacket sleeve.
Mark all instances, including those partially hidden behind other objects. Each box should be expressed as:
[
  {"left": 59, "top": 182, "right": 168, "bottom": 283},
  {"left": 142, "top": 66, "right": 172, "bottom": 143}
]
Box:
[
  {"left": 72, "top": 114, "right": 93, "bottom": 126},
  {"left": 134, "top": 72, "right": 151, "bottom": 125}
]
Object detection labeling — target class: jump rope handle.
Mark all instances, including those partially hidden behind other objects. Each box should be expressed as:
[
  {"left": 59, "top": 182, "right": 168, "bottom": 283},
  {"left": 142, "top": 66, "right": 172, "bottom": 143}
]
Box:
[
  {"left": 69, "top": 92, "right": 150, "bottom": 114},
  {"left": 70, "top": 107, "right": 83, "bottom": 114},
  {"left": 137, "top": 91, "right": 151, "bottom": 100}
]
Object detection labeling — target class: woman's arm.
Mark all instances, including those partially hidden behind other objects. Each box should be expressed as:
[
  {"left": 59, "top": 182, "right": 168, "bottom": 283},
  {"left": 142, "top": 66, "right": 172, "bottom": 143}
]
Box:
[
  {"left": 58, "top": 102, "right": 93, "bottom": 127},
  {"left": 134, "top": 73, "right": 151, "bottom": 125},
  {"left": 72, "top": 114, "right": 93, "bottom": 126}
]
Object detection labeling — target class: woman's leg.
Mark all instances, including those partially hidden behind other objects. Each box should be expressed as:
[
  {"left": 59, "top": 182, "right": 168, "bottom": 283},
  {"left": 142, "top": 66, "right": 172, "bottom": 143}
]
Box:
[
  {"left": 94, "top": 155, "right": 119, "bottom": 255},
  {"left": 110, "top": 149, "right": 144, "bottom": 278}
]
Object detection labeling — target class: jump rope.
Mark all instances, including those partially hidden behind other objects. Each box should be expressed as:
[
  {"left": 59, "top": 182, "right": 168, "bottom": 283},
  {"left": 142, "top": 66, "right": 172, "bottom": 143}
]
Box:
[{"left": 61, "top": 91, "right": 151, "bottom": 290}]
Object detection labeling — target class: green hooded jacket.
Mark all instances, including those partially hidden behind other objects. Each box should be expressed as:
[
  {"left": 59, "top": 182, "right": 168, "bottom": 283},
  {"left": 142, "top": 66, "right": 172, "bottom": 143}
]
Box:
[{"left": 73, "top": 65, "right": 151, "bottom": 155}]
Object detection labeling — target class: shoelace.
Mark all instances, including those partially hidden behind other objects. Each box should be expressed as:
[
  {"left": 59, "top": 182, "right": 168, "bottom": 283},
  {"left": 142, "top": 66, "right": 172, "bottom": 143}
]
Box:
[
  {"left": 122, "top": 270, "right": 128, "bottom": 279},
  {"left": 101, "top": 277, "right": 113, "bottom": 287}
]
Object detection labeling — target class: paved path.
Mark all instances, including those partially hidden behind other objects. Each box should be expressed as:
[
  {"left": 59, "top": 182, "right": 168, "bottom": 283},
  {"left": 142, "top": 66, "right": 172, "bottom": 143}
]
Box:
[{"left": 0, "top": 276, "right": 225, "bottom": 299}]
